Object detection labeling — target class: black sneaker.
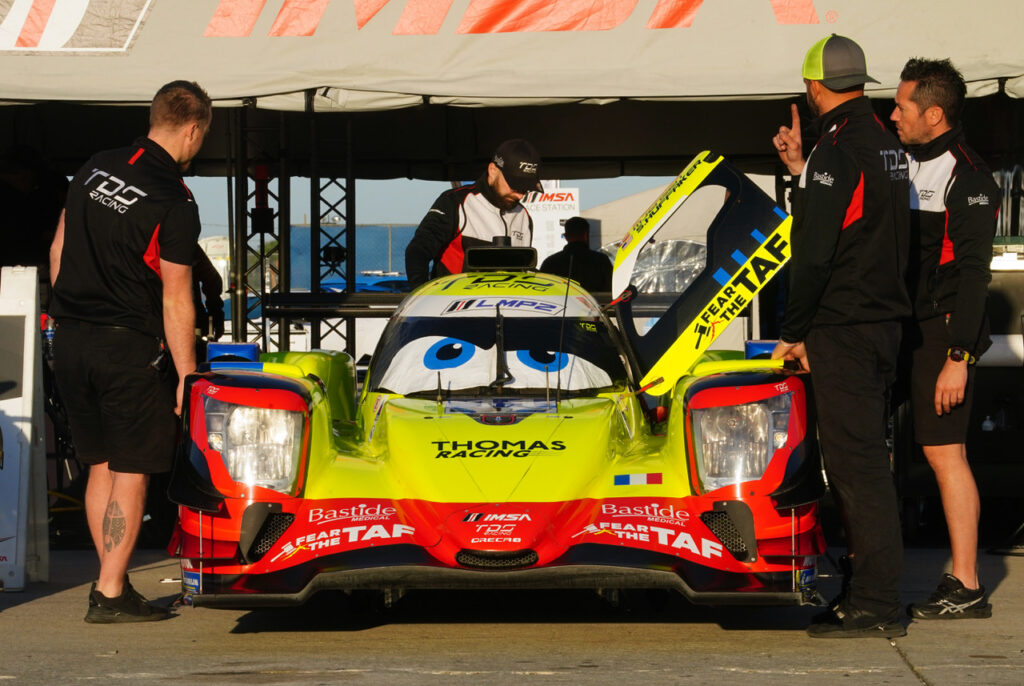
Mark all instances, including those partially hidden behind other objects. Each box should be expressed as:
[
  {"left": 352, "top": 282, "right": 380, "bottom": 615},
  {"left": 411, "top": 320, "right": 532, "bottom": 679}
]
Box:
[
  {"left": 807, "top": 603, "right": 906, "bottom": 639},
  {"left": 85, "top": 581, "right": 173, "bottom": 624},
  {"left": 908, "top": 573, "right": 992, "bottom": 620}
]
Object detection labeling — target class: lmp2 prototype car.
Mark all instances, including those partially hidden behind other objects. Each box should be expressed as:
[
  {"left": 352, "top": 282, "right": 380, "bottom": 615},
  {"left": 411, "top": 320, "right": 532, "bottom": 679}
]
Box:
[{"left": 167, "top": 152, "right": 826, "bottom": 609}]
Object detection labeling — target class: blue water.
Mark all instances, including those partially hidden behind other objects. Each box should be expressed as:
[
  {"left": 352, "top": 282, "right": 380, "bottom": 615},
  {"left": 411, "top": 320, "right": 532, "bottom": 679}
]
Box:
[{"left": 285, "top": 224, "right": 415, "bottom": 290}]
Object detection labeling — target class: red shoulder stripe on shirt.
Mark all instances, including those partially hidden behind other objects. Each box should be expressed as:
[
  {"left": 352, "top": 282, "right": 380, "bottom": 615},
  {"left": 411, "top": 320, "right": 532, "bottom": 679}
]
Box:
[
  {"left": 956, "top": 143, "right": 979, "bottom": 171},
  {"left": 179, "top": 178, "right": 195, "bottom": 200},
  {"left": 128, "top": 147, "right": 145, "bottom": 165},
  {"left": 829, "top": 118, "right": 849, "bottom": 144},
  {"left": 143, "top": 224, "right": 162, "bottom": 277},
  {"left": 841, "top": 172, "right": 865, "bottom": 230}
]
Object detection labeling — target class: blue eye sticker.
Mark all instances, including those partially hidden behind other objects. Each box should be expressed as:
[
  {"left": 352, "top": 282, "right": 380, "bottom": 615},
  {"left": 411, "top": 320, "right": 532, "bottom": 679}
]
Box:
[
  {"left": 424, "top": 337, "right": 476, "bottom": 370},
  {"left": 515, "top": 349, "right": 568, "bottom": 373}
]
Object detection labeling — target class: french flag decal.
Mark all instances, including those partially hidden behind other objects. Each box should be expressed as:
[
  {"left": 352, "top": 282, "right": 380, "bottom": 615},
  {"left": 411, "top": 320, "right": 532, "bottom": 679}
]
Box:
[{"left": 614, "top": 473, "right": 663, "bottom": 486}]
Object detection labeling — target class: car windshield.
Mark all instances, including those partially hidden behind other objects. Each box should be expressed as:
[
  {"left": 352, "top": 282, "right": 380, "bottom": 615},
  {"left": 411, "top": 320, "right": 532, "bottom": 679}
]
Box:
[{"left": 369, "top": 315, "right": 629, "bottom": 397}]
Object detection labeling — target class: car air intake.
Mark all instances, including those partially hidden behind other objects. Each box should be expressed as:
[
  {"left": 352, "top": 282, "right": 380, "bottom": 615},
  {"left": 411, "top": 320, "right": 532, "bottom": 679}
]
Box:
[
  {"left": 456, "top": 549, "right": 539, "bottom": 569},
  {"left": 700, "top": 511, "right": 748, "bottom": 560},
  {"left": 248, "top": 513, "right": 295, "bottom": 560}
]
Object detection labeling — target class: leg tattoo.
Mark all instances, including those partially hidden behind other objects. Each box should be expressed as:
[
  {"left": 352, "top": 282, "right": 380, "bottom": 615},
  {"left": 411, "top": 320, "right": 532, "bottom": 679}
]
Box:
[{"left": 103, "top": 501, "right": 127, "bottom": 553}]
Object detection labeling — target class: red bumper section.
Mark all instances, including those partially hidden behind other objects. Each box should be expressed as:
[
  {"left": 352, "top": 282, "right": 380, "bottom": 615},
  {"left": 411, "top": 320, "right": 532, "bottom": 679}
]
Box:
[{"left": 170, "top": 494, "right": 825, "bottom": 607}]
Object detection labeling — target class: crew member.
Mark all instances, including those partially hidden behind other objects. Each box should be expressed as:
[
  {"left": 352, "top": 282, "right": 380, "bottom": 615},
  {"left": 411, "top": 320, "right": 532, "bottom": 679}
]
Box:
[
  {"left": 893, "top": 58, "right": 996, "bottom": 620},
  {"left": 770, "top": 35, "right": 912, "bottom": 638},
  {"left": 540, "top": 216, "right": 612, "bottom": 294},
  {"left": 405, "top": 139, "right": 541, "bottom": 288},
  {"left": 49, "top": 80, "right": 211, "bottom": 623}
]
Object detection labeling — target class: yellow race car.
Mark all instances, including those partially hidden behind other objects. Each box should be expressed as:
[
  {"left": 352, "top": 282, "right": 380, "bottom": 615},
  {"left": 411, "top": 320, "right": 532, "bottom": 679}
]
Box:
[{"left": 168, "top": 152, "right": 825, "bottom": 608}]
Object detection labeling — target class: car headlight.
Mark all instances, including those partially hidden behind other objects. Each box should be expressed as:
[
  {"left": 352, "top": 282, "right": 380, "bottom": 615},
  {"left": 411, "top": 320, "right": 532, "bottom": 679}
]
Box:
[
  {"left": 204, "top": 397, "right": 304, "bottom": 493},
  {"left": 691, "top": 393, "right": 791, "bottom": 492}
]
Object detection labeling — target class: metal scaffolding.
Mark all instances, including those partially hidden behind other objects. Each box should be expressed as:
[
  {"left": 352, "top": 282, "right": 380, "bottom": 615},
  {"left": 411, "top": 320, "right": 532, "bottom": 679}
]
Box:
[{"left": 227, "top": 96, "right": 357, "bottom": 354}]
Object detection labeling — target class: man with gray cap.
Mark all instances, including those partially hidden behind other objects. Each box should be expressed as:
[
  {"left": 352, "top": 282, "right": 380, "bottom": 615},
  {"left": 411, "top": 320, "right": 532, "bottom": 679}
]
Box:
[
  {"left": 405, "top": 139, "right": 541, "bottom": 288},
  {"left": 770, "top": 34, "right": 912, "bottom": 638}
]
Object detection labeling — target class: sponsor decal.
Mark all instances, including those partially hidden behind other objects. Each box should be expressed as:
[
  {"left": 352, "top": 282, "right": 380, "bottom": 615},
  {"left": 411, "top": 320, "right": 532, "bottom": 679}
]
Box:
[
  {"left": 918, "top": 189, "right": 935, "bottom": 201},
  {"left": 84, "top": 169, "right": 148, "bottom": 214},
  {"left": 600, "top": 502, "right": 690, "bottom": 526},
  {"left": 182, "top": 570, "right": 200, "bottom": 594},
  {"left": 798, "top": 566, "right": 817, "bottom": 588},
  {"left": 204, "top": 385, "right": 221, "bottom": 396},
  {"left": 613, "top": 473, "right": 662, "bottom": 486},
  {"left": 691, "top": 226, "right": 788, "bottom": 350},
  {"left": 433, "top": 439, "right": 566, "bottom": 459},
  {"left": 968, "top": 194, "right": 990, "bottom": 206},
  {"left": 476, "top": 524, "right": 517, "bottom": 534},
  {"left": 442, "top": 298, "right": 563, "bottom": 316},
  {"left": 460, "top": 513, "right": 532, "bottom": 543},
  {"left": 308, "top": 503, "right": 397, "bottom": 524},
  {"left": 271, "top": 523, "right": 415, "bottom": 562},
  {"left": 441, "top": 274, "right": 557, "bottom": 293},
  {"left": 881, "top": 149, "right": 909, "bottom": 181},
  {"left": 463, "top": 513, "right": 532, "bottom": 522},
  {"left": 523, "top": 190, "right": 576, "bottom": 204},
  {"left": 573, "top": 521, "right": 722, "bottom": 560},
  {"left": 811, "top": 171, "right": 834, "bottom": 187},
  {"left": 619, "top": 156, "right": 702, "bottom": 251}
]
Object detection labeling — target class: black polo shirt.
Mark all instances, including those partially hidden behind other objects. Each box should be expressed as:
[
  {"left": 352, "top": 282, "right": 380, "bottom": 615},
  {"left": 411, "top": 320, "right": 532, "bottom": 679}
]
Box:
[
  {"left": 51, "top": 137, "right": 200, "bottom": 338},
  {"left": 781, "top": 97, "right": 911, "bottom": 342}
]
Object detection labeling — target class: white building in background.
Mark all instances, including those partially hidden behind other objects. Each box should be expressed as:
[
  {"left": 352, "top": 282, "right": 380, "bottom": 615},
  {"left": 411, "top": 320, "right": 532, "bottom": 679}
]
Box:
[{"left": 198, "top": 235, "right": 230, "bottom": 290}]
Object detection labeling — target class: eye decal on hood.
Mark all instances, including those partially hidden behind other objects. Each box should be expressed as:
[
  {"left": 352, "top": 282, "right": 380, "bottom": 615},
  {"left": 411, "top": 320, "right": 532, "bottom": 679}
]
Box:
[
  {"left": 377, "top": 335, "right": 496, "bottom": 394},
  {"left": 424, "top": 337, "right": 477, "bottom": 370},
  {"left": 515, "top": 349, "right": 568, "bottom": 373}
]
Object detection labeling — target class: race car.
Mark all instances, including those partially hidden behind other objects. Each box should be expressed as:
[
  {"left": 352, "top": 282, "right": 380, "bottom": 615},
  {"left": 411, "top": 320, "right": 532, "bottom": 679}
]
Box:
[{"left": 167, "top": 151, "right": 826, "bottom": 608}]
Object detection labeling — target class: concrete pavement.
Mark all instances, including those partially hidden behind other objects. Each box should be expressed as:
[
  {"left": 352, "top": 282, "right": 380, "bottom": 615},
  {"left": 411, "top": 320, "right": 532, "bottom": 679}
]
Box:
[{"left": 1, "top": 546, "right": 1022, "bottom": 685}]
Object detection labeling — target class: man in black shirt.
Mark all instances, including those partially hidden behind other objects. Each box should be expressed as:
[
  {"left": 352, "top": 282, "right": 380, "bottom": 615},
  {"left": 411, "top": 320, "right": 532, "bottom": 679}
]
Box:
[
  {"left": 771, "top": 35, "right": 911, "bottom": 638},
  {"left": 893, "top": 58, "right": 996, "bottom": 620},
  {"left": 49, "top": 80, "right": 211, "bottom": 623},
  {"left": 539, "top": 216, "right": 612, "bottom": 294}
]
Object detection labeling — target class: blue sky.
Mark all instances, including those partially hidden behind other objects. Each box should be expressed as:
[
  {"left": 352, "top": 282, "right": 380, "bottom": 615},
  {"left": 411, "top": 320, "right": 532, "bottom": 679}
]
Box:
[{"left": 188, "top": 175, "right": 673, "bottom": 238}]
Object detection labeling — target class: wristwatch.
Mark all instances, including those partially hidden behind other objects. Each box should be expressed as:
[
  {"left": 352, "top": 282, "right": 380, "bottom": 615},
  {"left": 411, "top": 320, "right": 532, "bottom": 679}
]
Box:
[{"left": 946, "top": 346, "right": 975, "bottom": 364}]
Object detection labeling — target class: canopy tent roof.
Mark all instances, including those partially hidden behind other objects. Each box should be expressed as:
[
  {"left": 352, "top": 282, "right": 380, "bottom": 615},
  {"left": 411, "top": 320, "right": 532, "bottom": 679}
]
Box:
[
  {"left": 3, "top": 0, "right": 1023, "bottom": 106},
  {"left": 2, "top": 0, "right": 1022, "bottom": 178}
]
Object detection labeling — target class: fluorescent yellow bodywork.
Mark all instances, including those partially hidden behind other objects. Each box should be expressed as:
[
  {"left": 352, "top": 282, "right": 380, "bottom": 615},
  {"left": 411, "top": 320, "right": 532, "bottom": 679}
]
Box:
[{"left": 612, "top": 152, "right": 723, "bottom": 289}]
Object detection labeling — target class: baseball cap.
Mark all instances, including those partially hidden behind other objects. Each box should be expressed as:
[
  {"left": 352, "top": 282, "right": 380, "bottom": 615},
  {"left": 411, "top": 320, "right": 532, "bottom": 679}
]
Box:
[
  {"left": 802, "top": 34, "right": 879, "bottom": 91},
  {"left": 492, "top": 139, "right": 543, "bottom": 193}
]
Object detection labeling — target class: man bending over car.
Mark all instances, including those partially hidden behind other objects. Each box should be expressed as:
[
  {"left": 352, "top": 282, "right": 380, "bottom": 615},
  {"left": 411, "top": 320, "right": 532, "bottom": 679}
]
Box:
[{"left": 405, "top": 138, "right": 542, "bottom": 288}]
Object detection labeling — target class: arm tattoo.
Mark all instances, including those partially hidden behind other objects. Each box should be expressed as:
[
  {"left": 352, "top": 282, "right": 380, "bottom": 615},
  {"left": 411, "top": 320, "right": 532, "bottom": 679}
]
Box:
[{"left": 103, "top": 501, "right": 127, "bottom": 552}]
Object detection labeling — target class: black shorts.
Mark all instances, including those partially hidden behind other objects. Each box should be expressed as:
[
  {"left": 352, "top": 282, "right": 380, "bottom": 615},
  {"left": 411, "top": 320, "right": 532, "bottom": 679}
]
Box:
[
  {"left": 53, "top": 321, "right": 177, "bottom": 474},
  {"left": 910, "top": 315, "right": 976, "bottom": 446}
]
